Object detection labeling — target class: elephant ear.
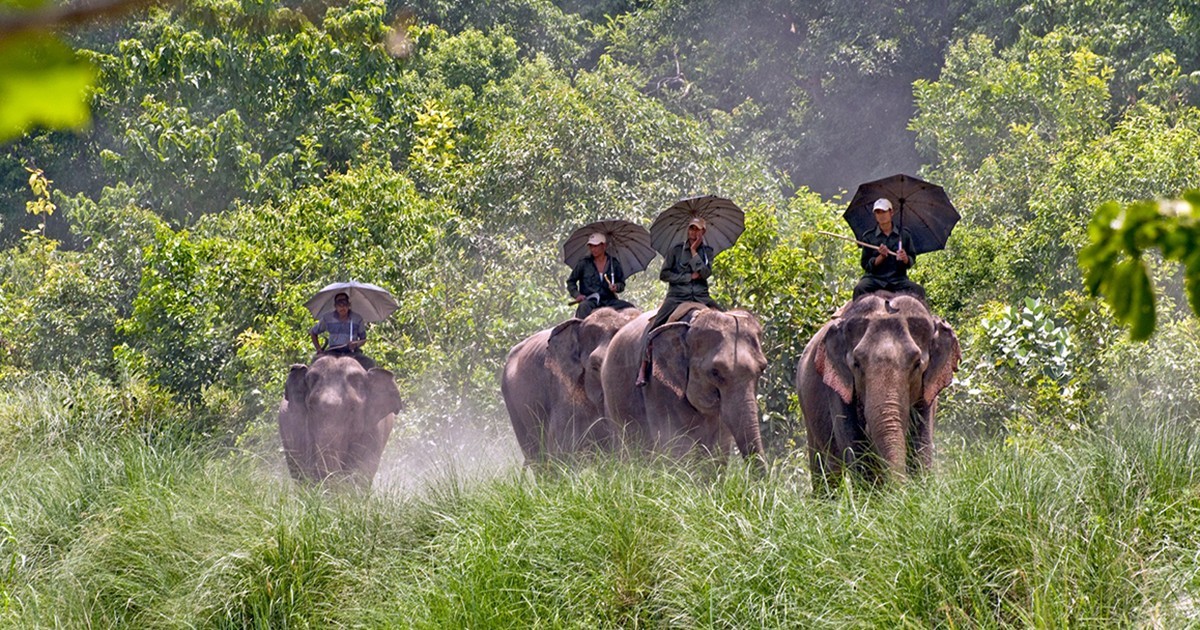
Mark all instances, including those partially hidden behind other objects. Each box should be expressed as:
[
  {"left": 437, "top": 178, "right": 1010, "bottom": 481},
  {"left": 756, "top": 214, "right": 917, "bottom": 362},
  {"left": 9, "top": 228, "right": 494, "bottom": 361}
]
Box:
[
  {"left": 815, "top": 322, "right": 854, "bottom": 405},
  {"left": 280, "top": 364, "right": 313, "bottom": 480},
  {"left": 284, "top": 364, "right": 309, "bottom": 407},
  {"left": 650, "top": 322, "right": 691, "bottom": 398},
  {"left": 922, "top": 318, "right": 961, "bottom": 406},
  {"left": 366, "top": 368, "right": 404, "bottom": 423},
  {"left": 547, "top": 318, "right": 584, "bottom": 384}
]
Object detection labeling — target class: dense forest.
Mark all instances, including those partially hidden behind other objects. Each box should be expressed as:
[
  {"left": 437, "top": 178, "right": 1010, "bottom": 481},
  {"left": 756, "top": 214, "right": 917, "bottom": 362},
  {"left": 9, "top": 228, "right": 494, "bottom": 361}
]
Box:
[{"left": 4, "top": 0, "right": 1200, "bottom": 625}]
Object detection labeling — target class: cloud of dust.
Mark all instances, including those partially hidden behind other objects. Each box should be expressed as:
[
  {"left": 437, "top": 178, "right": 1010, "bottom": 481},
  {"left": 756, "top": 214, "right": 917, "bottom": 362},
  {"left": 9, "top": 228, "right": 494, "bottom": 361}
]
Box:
[{"left": 374, "top": 411, "right": 525, "bottom": 495}]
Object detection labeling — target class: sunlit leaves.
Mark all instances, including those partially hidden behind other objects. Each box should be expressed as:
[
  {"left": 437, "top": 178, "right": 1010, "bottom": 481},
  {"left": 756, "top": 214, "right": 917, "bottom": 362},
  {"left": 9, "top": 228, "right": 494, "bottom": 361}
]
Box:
[
  {"left": 1079, "top": 195, "right": 1200, "bottom": 340},
  {"left": 0, "top": 32, "right": 95, "bottom": 143}
]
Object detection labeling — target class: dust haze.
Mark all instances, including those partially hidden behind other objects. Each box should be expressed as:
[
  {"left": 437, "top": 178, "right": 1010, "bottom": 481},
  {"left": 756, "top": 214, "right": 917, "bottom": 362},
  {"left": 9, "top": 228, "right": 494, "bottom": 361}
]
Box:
[{"left": 375, "top": 410, "right": 525, "bottom": 494}]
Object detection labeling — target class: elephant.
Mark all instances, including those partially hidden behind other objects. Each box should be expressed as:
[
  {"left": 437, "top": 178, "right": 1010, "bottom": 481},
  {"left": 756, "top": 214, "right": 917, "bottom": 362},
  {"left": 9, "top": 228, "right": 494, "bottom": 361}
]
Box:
[
  {"left": 601, "top": 306, "right": 768, "bottom": 462},
  {"left": 796, "top": 292, "right": 960, "bottom": 490},
  {"left": 501, "top": 306, "right": 640, "bottom": 465},
  {"left": 277, "top": 354, "right": 405, "bottom": 486}
]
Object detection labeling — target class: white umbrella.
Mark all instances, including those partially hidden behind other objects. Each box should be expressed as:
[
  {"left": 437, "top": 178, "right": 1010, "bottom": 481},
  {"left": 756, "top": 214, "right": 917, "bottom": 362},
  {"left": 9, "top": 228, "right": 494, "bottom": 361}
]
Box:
[
  {"left": 561, "top": 219, "right": 657, "bottom": 277},
  {"left": 305, "top": 281, "right": 397, "bottom": 323},
  {"left": 649, "top": 195, "right": 745, "bottom": 257}
]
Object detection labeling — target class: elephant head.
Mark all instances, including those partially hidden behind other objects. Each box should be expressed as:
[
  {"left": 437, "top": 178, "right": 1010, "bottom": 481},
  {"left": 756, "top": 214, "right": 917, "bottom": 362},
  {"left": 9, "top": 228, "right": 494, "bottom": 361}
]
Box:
[
  {"left": 546, "top": 307, "right": 640, "bottom": 411},
  {"left": 278, "top": 355, "right": 404, "bottom": 485},
  {"left": 503, "top": 307, "right": 640, "bottom": 464},
  {"left": 646, "top": 309, "right": 768, "bottom": 460},
  {"left": 809, "top": 293, "right": 959, "bottom": 481}
]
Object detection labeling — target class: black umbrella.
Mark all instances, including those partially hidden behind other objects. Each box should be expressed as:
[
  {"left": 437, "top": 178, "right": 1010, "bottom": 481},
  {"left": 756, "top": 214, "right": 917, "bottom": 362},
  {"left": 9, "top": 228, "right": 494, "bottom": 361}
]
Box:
[
  {"left": 649, "top": 195, "right": 744, "bottom": 257},
  {"left": 561, "top": 219, "right": 657, "bottom": 277},
  {"left": 844, "top": 174, "right": 960, "bottom": 255}
]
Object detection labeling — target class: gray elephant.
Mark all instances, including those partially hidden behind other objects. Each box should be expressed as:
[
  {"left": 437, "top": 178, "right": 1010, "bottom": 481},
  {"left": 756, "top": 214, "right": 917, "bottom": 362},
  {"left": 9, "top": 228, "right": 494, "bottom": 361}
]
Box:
[
  {"left": 602, "top": 306, "right": 768, "bottom": 461},
  {"left": 278, "top": 354, "right": 404, "bottom": 486},
  {"left": 501, "top": 307, "right": 640, "bottom": 465},
  {"left": 796, "top": 292, "right": 960, "bottom": 490}
]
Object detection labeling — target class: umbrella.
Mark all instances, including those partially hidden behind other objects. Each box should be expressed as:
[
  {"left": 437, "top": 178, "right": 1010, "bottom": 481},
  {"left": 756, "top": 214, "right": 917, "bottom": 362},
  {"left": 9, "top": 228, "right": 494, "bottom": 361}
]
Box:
[
  {"left": 305, "top": 280, "right": 398, "bottom": 323},
  {"left": 561, "top": 219, "right": 657, "bottom": 277},
  {"left": 843, "top": 173, "right": 960, "bottom": 255},
  {"left": 649, "top": 195, "right": 745, "bottom": 257}
]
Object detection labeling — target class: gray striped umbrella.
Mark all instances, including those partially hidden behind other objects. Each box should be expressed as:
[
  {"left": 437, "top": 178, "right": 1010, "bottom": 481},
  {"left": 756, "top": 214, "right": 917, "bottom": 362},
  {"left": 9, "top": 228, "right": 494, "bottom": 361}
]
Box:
[
  {"left": 649, "top": 195, "right": 745, "bottom": 257},
  {"left": 561, "top": 219, "right": 657, "bottom": 277},
  {"left": 305, "top": 280, "right": 398, "bottom": 322}
]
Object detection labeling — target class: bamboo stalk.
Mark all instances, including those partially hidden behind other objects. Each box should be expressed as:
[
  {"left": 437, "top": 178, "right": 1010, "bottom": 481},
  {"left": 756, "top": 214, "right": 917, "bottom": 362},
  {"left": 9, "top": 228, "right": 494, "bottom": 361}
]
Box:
[{"left": 816, "top": 230, "right": 899, "bottom": 257}]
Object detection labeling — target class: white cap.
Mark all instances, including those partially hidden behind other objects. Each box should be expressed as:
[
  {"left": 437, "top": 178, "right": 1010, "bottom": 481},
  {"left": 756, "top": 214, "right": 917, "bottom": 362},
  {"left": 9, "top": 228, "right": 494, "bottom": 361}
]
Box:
[
  {"left": 587, "top": 232, "right": 606, "bottom": 245},
  {"left": 873, "top": 198, "right": 894, "bottom": 212},
  {"left": 687, "top": 216, "right": 707, "bottom": 230}
]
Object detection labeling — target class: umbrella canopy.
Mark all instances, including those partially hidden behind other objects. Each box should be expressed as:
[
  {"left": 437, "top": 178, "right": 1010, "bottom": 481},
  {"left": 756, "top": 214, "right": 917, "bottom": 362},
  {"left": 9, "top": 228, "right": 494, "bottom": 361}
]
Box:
[
  {"left": 305, "top": 281, "right": 398, "bottom": 323},
  {"left": 843, "top": 173, "right": 960, "bottom": 255},
  {"left": 561, "top": 219, "right": 657, "bottom": 277},
  {"left": 649, "top": 195, "right": 745, "bottom": 257}
]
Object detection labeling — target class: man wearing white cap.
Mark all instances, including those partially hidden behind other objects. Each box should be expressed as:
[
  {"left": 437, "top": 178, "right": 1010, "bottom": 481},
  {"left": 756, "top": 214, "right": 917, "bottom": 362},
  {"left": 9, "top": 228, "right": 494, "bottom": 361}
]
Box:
[
  {"left": 854, "top": 198, "right": 925, "bottom": 300},
  {"left": 566, "top": 231, "right": 636, "bottom": 319}
]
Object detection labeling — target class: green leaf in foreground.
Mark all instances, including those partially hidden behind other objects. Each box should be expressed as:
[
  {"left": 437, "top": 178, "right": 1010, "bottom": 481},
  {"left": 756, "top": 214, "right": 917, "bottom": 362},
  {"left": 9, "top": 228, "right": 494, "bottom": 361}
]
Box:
[
  {"left": 1080, "top": 194, "right": 1199, "bottom": 340},
  {"left": 0, "top": 31, "right": 95, "bottom": 142}
]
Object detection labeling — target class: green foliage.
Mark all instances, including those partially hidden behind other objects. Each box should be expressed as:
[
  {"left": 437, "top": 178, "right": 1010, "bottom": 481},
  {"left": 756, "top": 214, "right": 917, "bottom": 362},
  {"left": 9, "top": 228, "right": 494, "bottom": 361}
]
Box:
[
  {"left": 942, "top": 298, "right": 1092, "bottom": 437},
  {"left": 602, "top": 0, "right": 959, "bottom": 195},
  {"left": 0, "top": 183, "right": 161, "bottom": 377},
  {"left": 396, "top": 0, "right": 590, "bottom": 67},
  {"left": 1079, "top": 193, "right": 1200, "bottom": 340},
  {"left": 715, "top": 191, "right": 851, "bottom": 445},
  {"left": 1100, "top": 317, "right": 1200, "bottom": 419},
  {"left": 982, "top": 297, "right": 1076, "bottom": 384},
  {"left": 21, "top": 167, "right": 53, "bottom": 240},
  {"left": 0, "top": 370, "right": 182, "bottom": 450},
  {"left": 914, "top": 29, "right": 1200, "bottom": 319},
  {"left": 0, "top": 32, "right": 95, "bottom": 143},
  {"left": 460, "top": 56, "right": 780, "bottom": 241}
]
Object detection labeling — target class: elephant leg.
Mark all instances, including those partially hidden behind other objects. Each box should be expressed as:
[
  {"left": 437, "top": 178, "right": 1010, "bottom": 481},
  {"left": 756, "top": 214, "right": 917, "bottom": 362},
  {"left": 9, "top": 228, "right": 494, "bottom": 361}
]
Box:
[
  {"left": 312, "top": 421, "right": 350, "bottom": 480},
  {"left": 807, "top": 403, "right": 849, "bottom": 495},
  {"left": 507, "top": 399, "right": 550, "bottom": 466},
  {"left": 908, "top": 401, "right": 936, "bottom": 475},
  {"left": 808, "top": 446, "right": 844, "bottom": 497}
]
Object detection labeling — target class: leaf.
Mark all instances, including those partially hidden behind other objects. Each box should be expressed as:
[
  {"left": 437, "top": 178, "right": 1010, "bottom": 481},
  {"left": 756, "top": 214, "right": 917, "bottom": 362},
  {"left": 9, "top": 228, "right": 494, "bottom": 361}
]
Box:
[
  {"left": 0, "top": 32, "right": 96, "bottom": 142},
  {"left": 1127, "top": 259, "right": 1155, "bottom": 341}
]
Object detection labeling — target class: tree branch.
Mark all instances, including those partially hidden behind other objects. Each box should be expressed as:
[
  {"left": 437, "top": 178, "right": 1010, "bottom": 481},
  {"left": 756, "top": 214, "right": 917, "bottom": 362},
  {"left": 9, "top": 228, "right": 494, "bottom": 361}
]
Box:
[{"left": 0, "top": 0, "right": 166, "bottom": 40}]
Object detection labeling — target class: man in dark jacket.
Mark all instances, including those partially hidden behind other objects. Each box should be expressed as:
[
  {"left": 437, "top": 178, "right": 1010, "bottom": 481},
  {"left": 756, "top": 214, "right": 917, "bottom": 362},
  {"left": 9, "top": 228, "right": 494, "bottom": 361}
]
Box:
[
  {"left": 853, "top": 198, "right": 926, "bottom": 300},
  {"left": 566, "top": 232, "right": 637, "bottom": 319},
  {"left": 636, "top": 217, "right": 723, "bottom": 386}
]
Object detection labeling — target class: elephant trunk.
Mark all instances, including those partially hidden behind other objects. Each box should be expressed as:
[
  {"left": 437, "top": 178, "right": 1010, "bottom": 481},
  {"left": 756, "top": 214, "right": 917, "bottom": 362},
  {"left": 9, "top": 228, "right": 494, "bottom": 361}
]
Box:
[
  {"left": 721, "top": 391, "right": 764, "bottom": 463},
  {"left": 863, "top": 390, "right": 909, "bottom": 480}
]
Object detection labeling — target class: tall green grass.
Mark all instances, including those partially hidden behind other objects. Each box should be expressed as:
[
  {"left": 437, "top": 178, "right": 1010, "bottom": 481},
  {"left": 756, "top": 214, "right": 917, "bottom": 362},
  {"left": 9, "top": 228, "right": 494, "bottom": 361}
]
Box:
[{"left": 3, "top": 413, "right": 1200, "bottom": 627}]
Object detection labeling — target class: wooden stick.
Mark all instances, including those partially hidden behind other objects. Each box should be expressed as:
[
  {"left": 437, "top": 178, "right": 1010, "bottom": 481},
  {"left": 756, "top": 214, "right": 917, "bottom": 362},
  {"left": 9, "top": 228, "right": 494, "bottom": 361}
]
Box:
[{"left": 816, "top": 230, "right": 899, "bottom": 257}]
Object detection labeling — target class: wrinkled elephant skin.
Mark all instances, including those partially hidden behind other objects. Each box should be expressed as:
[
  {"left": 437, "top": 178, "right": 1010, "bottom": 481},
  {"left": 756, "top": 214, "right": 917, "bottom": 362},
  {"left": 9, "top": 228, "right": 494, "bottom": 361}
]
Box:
[
  {"left": 502, "top": 307, "right": 640, "bottom": 465},
  {"left": 278, "top": 355, "right": 404, "bottom": 486},
  {"left": 796, "top": 292, "right": 960, "bottom": 490},
  {"left": 602, "top": 308, "right": 768, "bottom": 461}
]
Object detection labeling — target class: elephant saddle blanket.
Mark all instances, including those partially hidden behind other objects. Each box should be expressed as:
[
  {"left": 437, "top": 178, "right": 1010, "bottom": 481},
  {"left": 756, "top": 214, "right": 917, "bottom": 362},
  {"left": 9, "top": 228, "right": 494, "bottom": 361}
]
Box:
[{"left": 667, "top": 301, "right": 711, "bottom": 324}]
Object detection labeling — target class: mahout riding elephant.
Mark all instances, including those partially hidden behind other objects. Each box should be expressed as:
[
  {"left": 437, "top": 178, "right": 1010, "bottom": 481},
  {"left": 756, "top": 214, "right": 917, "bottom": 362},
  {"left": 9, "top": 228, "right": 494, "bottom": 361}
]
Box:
[
  {"left": 602, "top": 305, "right": 768, "bottom": 461},
  {"left": 796, "top": 292, "right": 959, "bottom": 491},
  {"left": 501, "top": 306, "right": 640, "bottom": 465},
  {"left": 277, "top": 354, "right": 404, "bottom": 486}
]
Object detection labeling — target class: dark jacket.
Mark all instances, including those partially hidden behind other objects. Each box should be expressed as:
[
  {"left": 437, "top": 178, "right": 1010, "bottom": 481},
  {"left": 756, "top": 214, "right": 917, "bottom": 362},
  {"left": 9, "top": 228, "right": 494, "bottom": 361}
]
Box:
[
  {"left": 567, "top": 255, "right": 627, "bottom": 304},
  {"left": 660, "top": 241, "right": 714, "bottom": 302},
  {"left": 859, "top": 225, "right": 916, "bottom": 283}
]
